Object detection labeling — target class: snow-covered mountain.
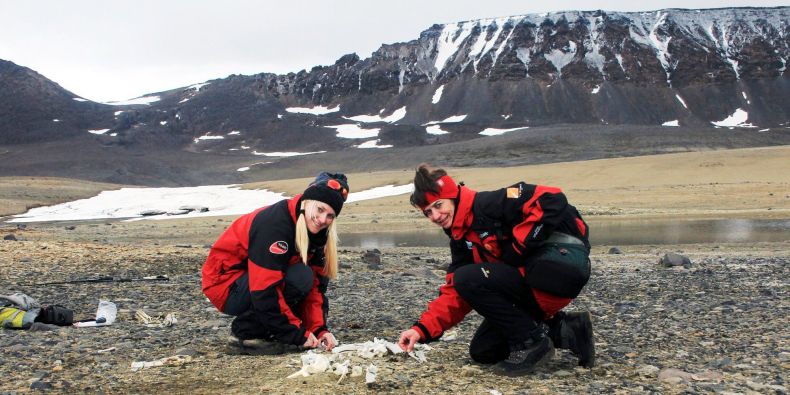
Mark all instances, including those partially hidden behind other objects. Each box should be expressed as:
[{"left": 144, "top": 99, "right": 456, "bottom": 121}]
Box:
[{"left": 0, "top": 7, "right": 788, "bottom": 185}]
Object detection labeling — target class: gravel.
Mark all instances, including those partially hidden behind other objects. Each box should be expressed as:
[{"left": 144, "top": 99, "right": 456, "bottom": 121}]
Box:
[{"left": 1, "top": 226, "right": 788, "bottom": 394}]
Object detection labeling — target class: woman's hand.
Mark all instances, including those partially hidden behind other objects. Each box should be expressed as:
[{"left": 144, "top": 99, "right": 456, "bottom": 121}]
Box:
[
  {"left": 303, "top": 332, "right": 319, "bottom": 348},
  {"left": 398, "top": 329, "right": 421, "bottom": 352},
  {"left": 318, "top": 332, "right": 338, "bottom": 351}
]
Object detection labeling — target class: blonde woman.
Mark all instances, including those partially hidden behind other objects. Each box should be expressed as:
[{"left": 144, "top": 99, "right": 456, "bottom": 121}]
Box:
[{"left": 202, "top": 173, "right": 349, "bottom": 354}]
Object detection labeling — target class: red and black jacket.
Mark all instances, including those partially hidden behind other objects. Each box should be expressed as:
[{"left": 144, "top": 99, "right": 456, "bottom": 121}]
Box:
[
  {"left": 412, "top": 182, "right": 590, "bottom": 342},
  {"left": 202, "top": 195, "right": 330, "bottom": 345}
]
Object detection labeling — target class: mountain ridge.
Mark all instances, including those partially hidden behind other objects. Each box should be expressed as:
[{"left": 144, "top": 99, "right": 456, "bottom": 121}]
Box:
[{"left": 0, "top": 7, "right": 788, "bottom": 185}]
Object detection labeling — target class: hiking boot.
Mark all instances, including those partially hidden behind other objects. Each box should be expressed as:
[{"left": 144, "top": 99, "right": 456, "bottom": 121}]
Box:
[
  {"left": 548, "top": 311, "right": 595, "bottom": 368},
  {"left": 227, "top": 334, "right": 286, "bottom": 355},
  {"left": 494, "top": 330, "right": 554, "bottom": 376}
]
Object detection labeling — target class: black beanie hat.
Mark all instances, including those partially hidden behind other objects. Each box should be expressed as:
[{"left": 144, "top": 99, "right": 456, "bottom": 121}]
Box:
[{"left": 302, "top": 172, "right": 349, "bottom": 215}]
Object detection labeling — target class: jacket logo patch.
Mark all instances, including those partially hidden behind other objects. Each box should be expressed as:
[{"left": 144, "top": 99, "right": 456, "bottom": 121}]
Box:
[
  {"left": 507, "top": 187, "right": 520, "bottom": 198},
  {"left": 269, "top": 241, "right": 289, "bottom": 254}
]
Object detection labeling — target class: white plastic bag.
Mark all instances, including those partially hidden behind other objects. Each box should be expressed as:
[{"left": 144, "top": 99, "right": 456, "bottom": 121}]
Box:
[{"left": 73, "top": 300, "right": 117, "bottom": 327}]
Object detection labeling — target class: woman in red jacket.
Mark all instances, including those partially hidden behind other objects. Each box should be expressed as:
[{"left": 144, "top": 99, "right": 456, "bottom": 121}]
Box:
[
  {"left": 202, "top": 172, "right": 349, "bottom": 354},
  {"left": 398, "top": 164, "right": 594, "bottom": 376}
]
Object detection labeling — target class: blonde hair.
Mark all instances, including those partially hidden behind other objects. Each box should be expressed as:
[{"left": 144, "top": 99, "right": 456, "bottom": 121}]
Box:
[{"left": 295, "top": 199, "right": 339, "bottom": 279}]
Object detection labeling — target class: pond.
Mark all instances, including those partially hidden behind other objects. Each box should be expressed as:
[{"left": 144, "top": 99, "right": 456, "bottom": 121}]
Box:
[{"left": 339, "top": 218, "right": 790, "bottom": 248}]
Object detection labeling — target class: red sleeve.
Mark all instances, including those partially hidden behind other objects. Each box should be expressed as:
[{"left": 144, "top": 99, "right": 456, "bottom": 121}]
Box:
[{"left": 413, "top": 273, "right": 472, "bottom": 342}]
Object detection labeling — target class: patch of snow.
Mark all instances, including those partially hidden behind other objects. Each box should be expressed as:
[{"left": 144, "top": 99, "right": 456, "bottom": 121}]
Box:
[
  {"left": 439, "top": 114, "right": 466, "bottom": 123},
  {"left": 106, "top": 96, "right": 161, "bottom": 106},
  {"left": 52, "top": 119, "right": 60, "bottom": 122},
  {"left": 501, "top": 114, "right": 511, "bottom": 120},
  {"left": 426, "top": 125, "right": 450, "bottom": 135},
  {"left": 711, "top": 108, "right": 753, "bottom": 127},
  {"left": 109, "top": 133, "right": 117, "bottom": 137},
  {"left": 615, "top": 54, "right": 625, "bottom": 72},
  {"left": 237, "top": 167, "right": 250, "bottom": 172},
  {"left": 356, "top": 140, "right": 393, "bottom": 149},
  {"left": 10, "top": 185, "right": 287, "bottom": 223},
  {"left": 325, "top": 124, "right": 380, "bottom": 139},
  {"left": 227, "top": 131, "right": 241, "bottom": 135},
  {"left": 285, "top": 105, "right": 340, "bottom": 115},
  {"left": 277, "top": 114, "right": 283, "bottom": 119},
  {"left": 434, "top": 22, "right": 475, "bottom": 78},
  {"left": 73, "top": 97, "right": 88, "bottom": 102},
  {"left": 179, "top": 98, "right": 190, "bottom": 104},
  {"left": 160, "top": 121, "right": 167, "bottom": 126},
  {"left": 424, "top": 115, "right": 467, "bottom": 126},
  {"left": 591, "top": 85, "right": 600, "bottom": 94},
  {"left": 346, "top": 185, "right": 413, "bottom": 203},
  {"left": 193, "top": 134, "right": 224, "bottom": 143},
  {"left": 515, "top": 47, "right": 533, "bottom": 77},
  {"left": 187, "top": 82, "right": 210, "bottom": 91},
  {"left": 346, "top": 107, "right": 406, "bottom": 123},
  {"left": 114, "top": 111, "right": 124, "bottom": 116},
  {"left": 432, "top": 85, "right": 444, "bottom": 104},
  {"left": 662, "top": 120, "right": 679, "bottom": 127},
  {"left": 583, "top": 16, "right": 606, "bottom": 76},
  {"left": 479, "top": 127, "right": 527, "bottom": 136},
  {"left": 343, "top": 106, "right": 406, "bottom": 123},
  {"left": 675, "top": 94, "right": 688, "bottom": 109},
  {"left": 240, "top": 145, "right": 250, "bottom": 150},
  {"left": 758, "top": 128, "right": 770, "bottom": 132},
  {"left": 251, "top": 151, "right": 325, "bottom": 157},
  {"left": 11, "top": 183, "right": 415, "bottom": 223},
  {"left": 88, "top": 128, "right": 111, "bottom": 135},
  {"left": 544, "top": 41, "right": 577, "bottom": 78}
]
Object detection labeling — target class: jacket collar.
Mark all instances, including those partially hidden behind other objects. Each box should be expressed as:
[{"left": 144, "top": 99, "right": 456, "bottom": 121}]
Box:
[{"left": 449, "top": 185, "right": 476, "bottom": 240}]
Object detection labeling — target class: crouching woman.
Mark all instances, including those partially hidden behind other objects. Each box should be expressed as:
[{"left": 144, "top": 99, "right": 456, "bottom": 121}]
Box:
[
  {"left": 398, "top": 164, "right": 594, "bottom": 376},
  {"left": 202, "top": 173, "right": 349, "bottom": 353}
]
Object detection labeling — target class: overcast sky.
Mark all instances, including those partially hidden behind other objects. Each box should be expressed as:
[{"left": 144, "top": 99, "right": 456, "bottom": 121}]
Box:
[{"left": 1, "top": 0, "right": 783, "bottom": 102}]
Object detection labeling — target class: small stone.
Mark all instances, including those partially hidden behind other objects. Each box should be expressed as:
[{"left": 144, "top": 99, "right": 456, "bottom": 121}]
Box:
[
  {"left": 553, "top": 370, "right": 573, "bottom": 377},
  {"left": 363, "top": 249, "right": 381, "bottom": 265},
  {"left": 64, "top": 225, "right": 76, "bottom": 230},
  {"left": 608, "top": 247, "right": 623, "bottom": 254},
  {"left": 175, "top": 348, "right": 200, "bottom": 357},
  {"left": 659, "top": 252, "right": 693, "bottom": 268},
  {"left": 637, "top": 364, "right": 660, "bottom": 376},
  {"left": 3, "top": 234, "right": 17, "bottom": 241},
  {"left": 658, "top": 368, "right": 693, "bottom": 383},
  {"left": 30, "top": 381, "right": 53, "bottom": 390}
]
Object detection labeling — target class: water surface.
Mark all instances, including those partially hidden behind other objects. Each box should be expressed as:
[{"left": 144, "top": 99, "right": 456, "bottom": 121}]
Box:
[{"left": 340, "top": 218, "right": 790, "bottom": 248}]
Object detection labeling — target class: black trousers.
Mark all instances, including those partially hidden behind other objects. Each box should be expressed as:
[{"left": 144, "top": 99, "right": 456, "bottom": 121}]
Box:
[
  {"left": 453, "top": 262, "right": 545, "bottom": 364},
  {"left": 224, "top": 263, "right": 313, "bottom": 316}
]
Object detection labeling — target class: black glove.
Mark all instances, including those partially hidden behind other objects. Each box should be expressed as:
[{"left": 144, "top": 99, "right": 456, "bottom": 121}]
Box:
[{"left": 501, "top": 243, "right": 526, "bottom": 267}]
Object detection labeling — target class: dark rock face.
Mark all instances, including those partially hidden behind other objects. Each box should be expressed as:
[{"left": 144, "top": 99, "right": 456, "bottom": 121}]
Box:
[{"left": 0, "top": 60, "right": 115, "bottom": 144}]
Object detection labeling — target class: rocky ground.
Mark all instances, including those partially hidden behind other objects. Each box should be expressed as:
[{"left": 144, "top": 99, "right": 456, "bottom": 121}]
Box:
[{"left": 0, "top": 221, "right": 788, "bottom": 394}]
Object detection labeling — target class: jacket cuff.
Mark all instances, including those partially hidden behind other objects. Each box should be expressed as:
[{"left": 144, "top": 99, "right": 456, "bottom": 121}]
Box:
[
  {"left": 414, "top": 322, "right": 440, "bottom": 343},
  {"left": 313, "top": 327, "right": 329, "bottom": 338}
]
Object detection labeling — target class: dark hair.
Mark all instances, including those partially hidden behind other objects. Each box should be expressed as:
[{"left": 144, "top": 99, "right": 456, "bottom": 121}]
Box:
[{"left": 410, "top": 163, "right": 447, "bottom": 207}]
